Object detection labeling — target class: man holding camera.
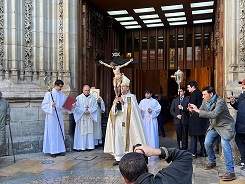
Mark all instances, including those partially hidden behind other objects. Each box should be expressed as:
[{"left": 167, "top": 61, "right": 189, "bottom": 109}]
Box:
[
  {"left": 189, "top": 86, "right": 236, "bottom": 181},
  {"left": 119, "top": 144, "right": 193, "bottom": 184}
]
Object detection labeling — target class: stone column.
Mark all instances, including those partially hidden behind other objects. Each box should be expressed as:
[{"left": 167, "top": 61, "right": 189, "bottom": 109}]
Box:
[{"left": 225, "top": 0, "right": 244, "bottom": 162}]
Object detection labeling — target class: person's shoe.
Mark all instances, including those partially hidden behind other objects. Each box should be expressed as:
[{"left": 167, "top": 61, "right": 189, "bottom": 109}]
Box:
[
  {"left": 241, "top": 166, "right": 245, "bottom": 171},
  {"left": 235, "top": 161, "right": 245, "bottom": 166},
  {"left": 220, "top": 172, "right": 236, "bottom": 181},
  {"left": 50, "top": 154, "right": 56, "bottom": 158},
  {"left": 60, "top": 152, "right": 65, "bottom": 156},
  {"left": 192, "top": 154, "right": 197, "bottom": 159},
  {"left": 112, "top": 161, "right": 120, "bottom": 166},
  {"left": 197, "top": 153, "right": 207, "bottom": 157},
  {"left": 204, "top": 162, "right": 216, "bottom": 170}
]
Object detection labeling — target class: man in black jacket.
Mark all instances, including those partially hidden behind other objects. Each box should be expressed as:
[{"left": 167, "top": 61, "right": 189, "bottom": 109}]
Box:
[
  {"left": 230, "top": 79, "right": 245, "bottom": 170},
  {"left": 187, "top": 81, "right": 209, "bottom": 158},
  {"left": 119, "top": 144, "right": 193, "bottom": 184},
  {"left": 170, "top": 87, "right": 189, "bottom": 150}
]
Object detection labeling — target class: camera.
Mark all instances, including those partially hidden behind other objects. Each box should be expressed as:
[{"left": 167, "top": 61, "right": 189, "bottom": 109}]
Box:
[{"left": 133, "top": 144, "right": 148, "bottom": 164}]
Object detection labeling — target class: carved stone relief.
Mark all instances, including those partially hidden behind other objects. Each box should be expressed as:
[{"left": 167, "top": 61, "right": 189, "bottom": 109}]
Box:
[
  {"left": 229, "top": 0, "right": 245, "bottom": 72},
  {"left": 0, "top": 0, "right": 3, "bottom": 67},
  {"left": 240, "top": 0, "right": 245, "bottom": 63},
  {"left": 24, "top": 0, "right": 32, "bottom": 68},
  {"left": 59, "top": 0, "right": 64, "bottom": 70}
]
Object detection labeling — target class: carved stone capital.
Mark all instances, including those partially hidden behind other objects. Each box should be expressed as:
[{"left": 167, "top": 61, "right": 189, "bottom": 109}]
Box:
[{"left": 229, "top": 64, "right": 245, "bottom": 73}]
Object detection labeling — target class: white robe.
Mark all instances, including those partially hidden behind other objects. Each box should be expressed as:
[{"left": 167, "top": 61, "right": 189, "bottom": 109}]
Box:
[
  {"left": 73, "top": 94, "right": 97, "bottom": 150},
  {"left": 42, "top": 89, "right": 67, "bottom": 154},
  {"left": 139, "top": 97, "right": 161, "bottom": 148},
  {"left": 94, "top": 96, "right": 105, "bottom": 145},
  {"left": 104, "top": 92, "right": 147, "bottom": 161}
]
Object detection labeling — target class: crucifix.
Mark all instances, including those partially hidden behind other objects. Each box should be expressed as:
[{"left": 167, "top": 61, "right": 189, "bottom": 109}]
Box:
[{"left": 99, "top": 49, "right": 134, "bottom": 98}]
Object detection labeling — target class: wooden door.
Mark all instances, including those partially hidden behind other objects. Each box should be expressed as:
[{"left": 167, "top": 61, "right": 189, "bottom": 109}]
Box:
[
  {"left": 190, "top": 67, "right": 212, "bottom": 90},
  {"left": 141, "top": 70, "right": 160, "bottom": 99}
]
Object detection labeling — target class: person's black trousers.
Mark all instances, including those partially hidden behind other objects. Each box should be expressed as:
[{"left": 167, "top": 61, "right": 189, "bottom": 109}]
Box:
[
  {"left": 174, "top": 124, "right": 189, "bottom": 150},
  {"left": 235, "top": 133, "right": 245, "bottom": 163},
  {"left": 190, "top": 135, "right": 205, "bottom": 156}
]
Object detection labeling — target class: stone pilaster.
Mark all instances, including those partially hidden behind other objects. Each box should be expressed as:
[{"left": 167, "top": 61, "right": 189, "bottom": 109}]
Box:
[{"left": 224, "top": 0, "right": 244, "bottom": 162}]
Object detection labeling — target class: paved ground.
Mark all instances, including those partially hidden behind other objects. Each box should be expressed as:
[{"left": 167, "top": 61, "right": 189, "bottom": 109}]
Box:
[{"left": 0, "top": 137, "right": 245, "bottom": 184}]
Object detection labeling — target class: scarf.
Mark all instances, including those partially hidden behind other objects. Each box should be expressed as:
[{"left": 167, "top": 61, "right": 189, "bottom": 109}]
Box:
[{"left": 205, "top": 94, "right": 217, "bottom": 111}]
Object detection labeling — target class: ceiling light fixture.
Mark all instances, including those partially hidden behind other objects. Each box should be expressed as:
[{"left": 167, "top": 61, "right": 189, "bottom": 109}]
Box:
[
  {"left": 120, "top": 21, "right": 138, "bottom": 25},
  {"left": 146, "top": 23, "right": 164, "bottom": 27},
  {"left": 161, "top": 4, "right": 183, "bottom": 11},
  {"left": 133, "top": 7, "right": 155, "bottom": 13},
  {"left": 192, "top": 9, "right": 213, "bottom": 15},
  {"left": 143, "top": 19, "right": 162, "bottom": 24},
  {"left": 169, "top": 21, "right": 187, "bottom": 26},
  {"left": 191, "top": 1, "right": 214, "bottom": 8},
  {"left": 193, "top": 19, "right": 212, "bottom": 24},
  {"left": 125, "top": 25, "right": 142, "bottom": 29},
  {"left": 115, "top": 16, "right": 134, "bottom": 21},
  {"left": 167, "top": 17, "right": 186, "bottom": 22},
  {"left": 165, "top": 12, "right": 185, "bottom": 17},
  {"left": 107, "top": 10, "right": 128, "bottom": 15},
  {"left": 139, "top": 14, "right": 159, "bottom": 19}
]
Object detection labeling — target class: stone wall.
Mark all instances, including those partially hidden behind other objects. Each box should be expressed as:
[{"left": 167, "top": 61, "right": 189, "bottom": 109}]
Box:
[
  {"left": 224, "top": 0, "right": 244, "bottom": 162},
  {"left": 0, "top": 0, "right": 78, "bottom": 155}
]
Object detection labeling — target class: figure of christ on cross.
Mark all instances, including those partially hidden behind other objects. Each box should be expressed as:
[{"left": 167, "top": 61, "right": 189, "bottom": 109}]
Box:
[{"left": 99, "top": 58, "right": 133, "bottom": 98}]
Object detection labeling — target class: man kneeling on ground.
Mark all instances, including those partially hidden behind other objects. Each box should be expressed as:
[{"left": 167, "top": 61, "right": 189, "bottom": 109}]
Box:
[{"left": 119, "top": 144, "right": 193, "bottom": 184}]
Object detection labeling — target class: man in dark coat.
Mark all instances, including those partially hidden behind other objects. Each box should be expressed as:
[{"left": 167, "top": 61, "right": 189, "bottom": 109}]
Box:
[
  {"left": 187, "top": 81, "right": 209, "bottom": 158},
  {"left": 170, "top": 87, "right": 189, "bottom": 150},
  {"left": 155, "top": 94, "right": 166, "bottom": 137},
  {"left": 119, "top": 144, "right": 193, "bottom": 184},
  {"left": 230, "top": 78, "right": 245, "bottom": 170}
]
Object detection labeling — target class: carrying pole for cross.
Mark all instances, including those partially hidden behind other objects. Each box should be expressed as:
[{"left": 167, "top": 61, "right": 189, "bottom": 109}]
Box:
[{"left": 8, "top": 121, "right": 16, "bottom": 162}]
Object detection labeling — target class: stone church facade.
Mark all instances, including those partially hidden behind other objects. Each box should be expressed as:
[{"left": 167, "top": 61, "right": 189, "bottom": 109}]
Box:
[{"left": 0, "top": 0, "right": 244, "bottom": 155}]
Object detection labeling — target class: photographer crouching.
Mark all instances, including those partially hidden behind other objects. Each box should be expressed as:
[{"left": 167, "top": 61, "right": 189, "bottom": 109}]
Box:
[{"left": 119, "top": 144, "right": 193, "bottom": 184}]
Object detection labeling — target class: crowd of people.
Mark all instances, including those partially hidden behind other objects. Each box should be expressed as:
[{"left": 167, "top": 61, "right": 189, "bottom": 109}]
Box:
[{"left": 1, "top": 78, "right": 245, "bottom": 183}]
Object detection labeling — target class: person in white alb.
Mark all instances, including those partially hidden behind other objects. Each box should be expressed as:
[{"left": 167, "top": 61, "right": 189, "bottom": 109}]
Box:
[
  {"left": 42, "top": 79, "right": 69, "bottom": 158},
  {"left": 139, "top": 89, "right": 161, "bottom": 149},
  {"left": 73, "top": 85, "right": 98, "bottom": 151}
]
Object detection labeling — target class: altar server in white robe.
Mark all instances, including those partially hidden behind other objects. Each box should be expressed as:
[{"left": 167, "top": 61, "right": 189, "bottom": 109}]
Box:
[
  {"left": 104, "top": 75, "right": 147, "bottom": 166},
  {"left": 73, "top": 85, "right": 98, "bottom": 151},
  {"left": 42, "top": 79, "right": 68, "bottom": 158},
  {"left": 139, "top": 89, "right": 161, "bottom": 149},
  {"left": 91, "top": 87, "right": 105, "bottom": 147}
]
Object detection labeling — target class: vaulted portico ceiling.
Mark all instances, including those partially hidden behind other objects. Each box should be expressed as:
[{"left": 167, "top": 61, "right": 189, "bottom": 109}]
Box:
[{"left": 90, "top": 0, "right": 216, "bottom": 29}]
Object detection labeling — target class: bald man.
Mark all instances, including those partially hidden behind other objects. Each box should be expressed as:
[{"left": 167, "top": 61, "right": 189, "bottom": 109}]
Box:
[{"left": 73, "top": 85, "right": 98, "bottom": 151}]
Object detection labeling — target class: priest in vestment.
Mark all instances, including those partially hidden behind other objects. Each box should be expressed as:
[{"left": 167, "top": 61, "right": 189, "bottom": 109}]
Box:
[
  {"left": 104, "top": 75, "right": 147, "bottom": 165},
  {"left": 42, "top": 79, "right": 67, "bottom": 157},
  {"left": 73, "top": 85, "right": 98, "bottom": 151},
  {"left": 139, "top": 89, "right": 161, "bottom": 149}
]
